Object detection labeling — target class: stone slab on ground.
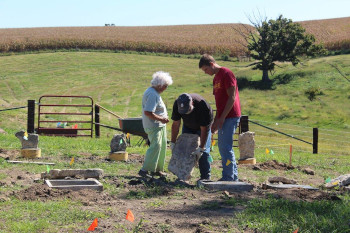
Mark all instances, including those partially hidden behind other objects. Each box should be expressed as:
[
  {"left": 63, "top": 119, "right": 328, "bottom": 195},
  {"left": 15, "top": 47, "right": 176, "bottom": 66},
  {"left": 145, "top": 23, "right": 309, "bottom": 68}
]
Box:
[
  {"left": 268, "top": 176, "right": 297, "bottom": 184},
  {"left": 325, "top": 174, "right": 350, "bottom": 189},
  {"left": 45, "top": 178, "right": 103, "bottom": 191},
  {"left": 197, "top": 180, "right": 254, "bottom": 192},
  {"left": 41, "top": 169, "right": 103, "bottom": 179},
  {"left": 8, "top": 160, "right": 55, "bottom": 165},
  {"left": 263, "top": 183, "right": 318, "bottom": 190}
]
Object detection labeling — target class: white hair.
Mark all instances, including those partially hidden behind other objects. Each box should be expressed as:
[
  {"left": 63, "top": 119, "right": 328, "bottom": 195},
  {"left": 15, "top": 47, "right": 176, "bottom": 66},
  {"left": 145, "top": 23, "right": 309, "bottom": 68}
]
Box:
[{"left": 151, "top": 71, "right": 173, "bottom": 87}]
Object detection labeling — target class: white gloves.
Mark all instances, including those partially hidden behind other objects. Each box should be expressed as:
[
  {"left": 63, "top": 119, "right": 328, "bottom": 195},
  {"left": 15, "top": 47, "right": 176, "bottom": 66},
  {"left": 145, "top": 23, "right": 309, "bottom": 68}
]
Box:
[
  {"left": 170, "top": 142, "right": 175, "bottom": 151},
  {"left": 191, "top": 147, "right": 204, "bottom": 158}
]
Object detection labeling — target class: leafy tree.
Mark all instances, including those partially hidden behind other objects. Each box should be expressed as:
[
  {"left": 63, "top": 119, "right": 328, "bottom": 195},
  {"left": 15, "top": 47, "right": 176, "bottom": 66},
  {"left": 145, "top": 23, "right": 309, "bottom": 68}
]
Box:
[{"left": 235, "top": 15, "right": 325, "bottom": 82}]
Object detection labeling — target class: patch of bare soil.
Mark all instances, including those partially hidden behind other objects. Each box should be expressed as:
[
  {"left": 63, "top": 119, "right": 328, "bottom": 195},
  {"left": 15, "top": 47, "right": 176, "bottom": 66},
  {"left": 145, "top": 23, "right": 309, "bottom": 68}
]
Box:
[
  {"left": 252, "top": 160, "right": 294, "bottom": 171},
  {"left": 0, "top": 148, "right": 19, "bottom": 160},
  {"left": 1, "top": 155, "right": 347, "bottom": 233},
  {"left": 263, "top": 188, "right": 341, "bottom": 202}
]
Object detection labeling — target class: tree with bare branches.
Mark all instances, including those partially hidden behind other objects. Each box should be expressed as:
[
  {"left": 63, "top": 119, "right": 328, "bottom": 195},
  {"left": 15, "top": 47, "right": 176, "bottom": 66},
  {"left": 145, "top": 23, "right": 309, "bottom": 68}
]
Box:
[{"left": 234, "top": 15, "right": 325, "bottom": 82}]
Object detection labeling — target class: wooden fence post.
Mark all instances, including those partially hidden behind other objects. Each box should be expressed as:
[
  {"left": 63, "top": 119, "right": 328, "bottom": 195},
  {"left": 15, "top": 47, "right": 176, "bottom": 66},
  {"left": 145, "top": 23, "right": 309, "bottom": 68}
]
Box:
[
  {"left": 240, "top": 115, "right": 249, "bottom": 133},
  {"left": 95, "top": 105, "right": 100, "bottom": 138},
  {"left": 27, "top": 100, "right": 35, "bottom": 133},
  {"left": 313, "top": 128, "right": 318, "bottom": 154}
]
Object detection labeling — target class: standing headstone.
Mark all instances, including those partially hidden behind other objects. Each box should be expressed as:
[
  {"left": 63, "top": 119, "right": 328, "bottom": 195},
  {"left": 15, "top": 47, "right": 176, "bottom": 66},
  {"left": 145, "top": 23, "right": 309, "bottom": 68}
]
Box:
[
  {"left": 238, "top": 131, "right": 255, "bottom": 160},
  {"left": 168, "top": 133, "right": 200, "bottom": 181},
  {"left": 110, "top": 134, "right": 127, "bottom": 152},
  {"left": 15, "top": 131, "right": 39, "bottom": 149}
]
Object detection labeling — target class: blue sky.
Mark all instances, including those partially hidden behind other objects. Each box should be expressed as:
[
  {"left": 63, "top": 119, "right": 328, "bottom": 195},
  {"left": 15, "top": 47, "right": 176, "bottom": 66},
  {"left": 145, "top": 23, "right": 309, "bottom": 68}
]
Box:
[{"left": 1, "top": 0, "right": 349, "bottom": 28}]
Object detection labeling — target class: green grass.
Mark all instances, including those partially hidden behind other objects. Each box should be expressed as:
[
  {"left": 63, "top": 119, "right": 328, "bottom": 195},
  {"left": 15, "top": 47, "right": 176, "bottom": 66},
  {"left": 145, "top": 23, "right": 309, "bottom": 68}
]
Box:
[
  {"left": 0, "top": 199, "right": 106, "bottom": 233},
  {"left": 0, "top": 52, "right": 349, "bottom": 156},
  {"left": 232, "top": 195, "right": 350, "bottom": 232}
]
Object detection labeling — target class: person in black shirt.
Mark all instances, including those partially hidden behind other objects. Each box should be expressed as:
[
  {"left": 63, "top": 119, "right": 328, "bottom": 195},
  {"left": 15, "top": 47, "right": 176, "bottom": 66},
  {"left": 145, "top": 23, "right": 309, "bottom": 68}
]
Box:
[{"left": 171, "top": 93, "right": 213, "bottom": 180}]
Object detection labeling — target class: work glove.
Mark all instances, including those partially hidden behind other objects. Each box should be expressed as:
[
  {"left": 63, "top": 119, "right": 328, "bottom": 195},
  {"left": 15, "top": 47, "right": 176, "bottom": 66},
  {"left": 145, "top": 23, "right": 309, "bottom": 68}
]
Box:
[
  {"left": 170, "top": 142, "right": 175, "bottom": 151},
  {"left": 191, "top": 147, "right": 204, "bottom": 159}
]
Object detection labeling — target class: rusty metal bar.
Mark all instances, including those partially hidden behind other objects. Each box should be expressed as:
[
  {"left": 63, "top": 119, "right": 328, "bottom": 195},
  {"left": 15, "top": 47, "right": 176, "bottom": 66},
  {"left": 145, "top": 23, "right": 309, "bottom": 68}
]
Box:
[
  {"left": 39, "top": 120, "right": 91, "bottom": 123},
  {"left": 39, "top": 104, "right": 92, "bottom": 107},
  {"left": 40, "top": 112, "right": 92, "bottom": 115}
]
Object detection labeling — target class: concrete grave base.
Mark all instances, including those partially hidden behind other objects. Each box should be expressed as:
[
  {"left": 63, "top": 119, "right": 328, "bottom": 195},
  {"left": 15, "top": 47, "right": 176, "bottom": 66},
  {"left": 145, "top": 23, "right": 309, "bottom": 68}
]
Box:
[
  {"left": 21, "top": 148, "right": 41, "bottom": 158},
  {"left": 238, "top": 158, "right": 256, "bottom": 165},
  {"left": 197, "top": 180, "right": 254, "bottom": 192},
  {"left": 263, "top": 183, "right": 318, "bottom": 190},
  {"left": 109, "top": 151, "right": 128, "bottom": 161},
  {"left": 45, "top": 178, "right": 103, "bottom": 191}
]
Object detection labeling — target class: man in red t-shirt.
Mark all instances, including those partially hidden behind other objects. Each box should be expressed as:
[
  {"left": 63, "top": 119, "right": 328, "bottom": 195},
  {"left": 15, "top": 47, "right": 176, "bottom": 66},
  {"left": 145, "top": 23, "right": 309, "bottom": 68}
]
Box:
[{"left": 199, "top": 54, "right": 241, "bottom": 181}]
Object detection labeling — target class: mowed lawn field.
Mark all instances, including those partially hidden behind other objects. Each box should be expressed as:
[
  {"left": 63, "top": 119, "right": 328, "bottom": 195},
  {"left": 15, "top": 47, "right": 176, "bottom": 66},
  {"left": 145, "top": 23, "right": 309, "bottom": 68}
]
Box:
[
  {"left": 0, "top": 52, "right": 349, "bottom": 155},
  {"left": 0, "top": 52, "right": 349, "bottom": 232}
]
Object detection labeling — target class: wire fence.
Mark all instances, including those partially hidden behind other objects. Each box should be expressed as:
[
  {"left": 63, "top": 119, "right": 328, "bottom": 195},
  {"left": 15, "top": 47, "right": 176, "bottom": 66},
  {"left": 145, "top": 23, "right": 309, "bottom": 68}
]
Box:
[{"left": 248, "top": 119, "right": 350, "bottom": 156}]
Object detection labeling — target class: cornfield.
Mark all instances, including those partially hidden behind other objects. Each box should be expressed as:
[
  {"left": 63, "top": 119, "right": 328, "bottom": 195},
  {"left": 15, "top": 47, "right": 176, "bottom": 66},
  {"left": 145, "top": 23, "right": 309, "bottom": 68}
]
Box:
[{"left": 0, "top": 17, "right": 349, "bottom": 56}]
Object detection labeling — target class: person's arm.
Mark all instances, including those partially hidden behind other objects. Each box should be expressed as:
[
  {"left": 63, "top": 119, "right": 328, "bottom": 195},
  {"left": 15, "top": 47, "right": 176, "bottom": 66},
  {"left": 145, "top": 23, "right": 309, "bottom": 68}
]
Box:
[
  {"left": 211, "top": 86, "right": 235, "bottom": 132},
  {"left": 171, "top": 120, "right": 181, "bottom": 143},
  {"left": 199, "top": 126, "right": 209, "bottom": 149},
  {"left": 144, "top": 111, "right": 169, "bottom": 124}
]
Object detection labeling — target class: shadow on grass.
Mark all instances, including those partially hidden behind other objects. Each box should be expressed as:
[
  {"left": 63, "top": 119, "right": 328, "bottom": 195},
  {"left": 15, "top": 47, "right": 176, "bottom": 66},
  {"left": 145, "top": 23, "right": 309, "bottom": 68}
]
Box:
[
  {"left": 237, "top": 74, "right": 296, "bottom": 91},
  {"left": 114, "top": 175, "right": 195, "bottom": 199}
]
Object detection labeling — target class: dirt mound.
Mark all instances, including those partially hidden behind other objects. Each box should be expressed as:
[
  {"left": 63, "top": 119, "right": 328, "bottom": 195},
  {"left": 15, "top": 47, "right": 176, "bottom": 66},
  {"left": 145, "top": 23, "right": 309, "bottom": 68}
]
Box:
[
  {"left": 126, "top": 153, "right": 144, "bottom": 163},
  {"left": 14, "top": 183, "right": 118, "bottom": 204},
  {"left": 253, "top": 160, "right": 294, "bottom": 171},
  {"left": 0, "top": 148, "right": 19, "bottom": 160}
]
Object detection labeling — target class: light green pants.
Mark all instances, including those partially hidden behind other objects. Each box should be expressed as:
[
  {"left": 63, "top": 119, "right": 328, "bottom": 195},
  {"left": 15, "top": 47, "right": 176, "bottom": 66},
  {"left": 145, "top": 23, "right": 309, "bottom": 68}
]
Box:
[{"left": 142, "top": 126, "right": 167, "bottom": 172}]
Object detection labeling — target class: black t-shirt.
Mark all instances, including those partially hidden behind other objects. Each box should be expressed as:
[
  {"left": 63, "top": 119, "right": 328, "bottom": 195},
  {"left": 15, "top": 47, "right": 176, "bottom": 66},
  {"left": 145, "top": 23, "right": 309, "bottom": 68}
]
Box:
[{"left": 171, "top": 93, "right": 213, "bottom": 130}]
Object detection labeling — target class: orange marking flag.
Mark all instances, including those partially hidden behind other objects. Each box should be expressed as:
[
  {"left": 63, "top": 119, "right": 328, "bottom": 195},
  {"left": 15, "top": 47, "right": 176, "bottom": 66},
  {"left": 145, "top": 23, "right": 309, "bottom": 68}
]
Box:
[
  {"left": 87, "top": 218, "right": 98, "bottom": 231},
  {"left": 126, "top": 209, "right": 135, "bottom": 222},
  {"left": 69, "top": 157, "right": 74, "bottom": 166},
  {"left": 293, "top": 228, "right": 299, "bottom": 233}
]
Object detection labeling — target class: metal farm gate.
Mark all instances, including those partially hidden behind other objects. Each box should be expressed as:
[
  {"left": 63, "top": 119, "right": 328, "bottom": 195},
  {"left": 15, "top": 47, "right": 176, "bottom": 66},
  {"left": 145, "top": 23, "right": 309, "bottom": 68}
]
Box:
[{"left": 37, "top": 95, "right": 94, "bottom": 137}]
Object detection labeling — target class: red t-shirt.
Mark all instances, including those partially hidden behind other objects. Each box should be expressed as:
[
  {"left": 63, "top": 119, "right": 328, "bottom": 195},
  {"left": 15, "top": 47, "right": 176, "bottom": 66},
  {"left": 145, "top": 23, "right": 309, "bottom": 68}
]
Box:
[{"left": 213, "top": 67, "right": 241, "bottom": 118}]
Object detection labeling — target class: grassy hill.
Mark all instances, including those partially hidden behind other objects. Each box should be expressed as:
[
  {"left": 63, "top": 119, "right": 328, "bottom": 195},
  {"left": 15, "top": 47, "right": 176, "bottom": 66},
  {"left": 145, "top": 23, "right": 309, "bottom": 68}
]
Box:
[
  {"left": 0, "top": 52, "right": 349, "bottom": 156},
  {"left": 0, "top": 17, "right": 349, "bottom": 56}
]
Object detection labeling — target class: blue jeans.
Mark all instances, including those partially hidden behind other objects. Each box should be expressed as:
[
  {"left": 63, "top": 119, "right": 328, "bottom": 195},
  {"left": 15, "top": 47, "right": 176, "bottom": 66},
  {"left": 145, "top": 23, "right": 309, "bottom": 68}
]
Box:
[
  {"left": 218, "top": 117, "right": 240, "bottom": 181},
  {"left": 182, "top": 125, "right": 211, "bottom": 180}
]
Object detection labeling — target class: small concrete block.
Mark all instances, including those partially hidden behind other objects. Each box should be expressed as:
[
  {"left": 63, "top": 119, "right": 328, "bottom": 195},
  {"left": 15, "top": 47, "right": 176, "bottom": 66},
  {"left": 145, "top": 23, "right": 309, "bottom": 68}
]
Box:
[
  {"left": 45, "top": 178, "right": 103, "bottom": 191},
  {"left": 109, "top": 151, "right": 128, "bottom": 161},
  {"left": 21, "top": 148, "right": 41, "bottom": 158},
  {"left": 238, "top": 158, "right": 256, "bottom": 165},
  {"left": 263, "top": 183, "right": 318, "bottom": 190},
  {"left": 197, "top": 180, "right": 254, "bottom": 192}
]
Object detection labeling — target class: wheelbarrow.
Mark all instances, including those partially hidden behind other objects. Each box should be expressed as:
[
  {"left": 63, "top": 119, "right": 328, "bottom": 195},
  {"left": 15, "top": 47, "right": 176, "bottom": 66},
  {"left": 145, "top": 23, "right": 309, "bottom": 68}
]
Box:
[
  {"left": 118, "top": 117, "right": 148, "bottom": 146},
  {"left": 118, "top": 118, "right": 147, "bottom": 138}
]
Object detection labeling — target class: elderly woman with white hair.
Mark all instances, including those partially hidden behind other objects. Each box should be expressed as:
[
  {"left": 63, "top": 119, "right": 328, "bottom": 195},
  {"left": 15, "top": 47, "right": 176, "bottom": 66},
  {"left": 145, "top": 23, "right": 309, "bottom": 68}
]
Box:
[{"left": 139, "top": 71, "right": 173, "bottom": 178}]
